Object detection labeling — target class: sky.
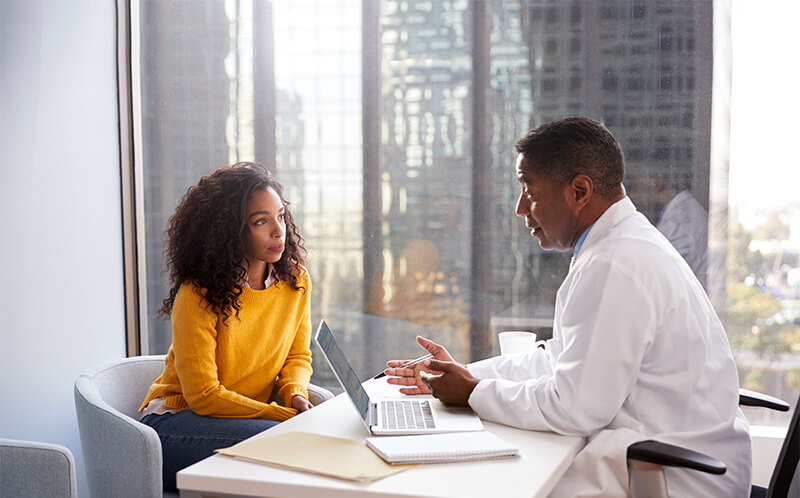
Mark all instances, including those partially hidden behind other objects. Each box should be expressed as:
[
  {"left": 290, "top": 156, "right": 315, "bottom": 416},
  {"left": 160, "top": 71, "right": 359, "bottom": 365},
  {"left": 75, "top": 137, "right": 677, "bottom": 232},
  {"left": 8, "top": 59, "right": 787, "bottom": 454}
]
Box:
[{"left": 728, "top": 0, "right": 800, "bottom": 211}]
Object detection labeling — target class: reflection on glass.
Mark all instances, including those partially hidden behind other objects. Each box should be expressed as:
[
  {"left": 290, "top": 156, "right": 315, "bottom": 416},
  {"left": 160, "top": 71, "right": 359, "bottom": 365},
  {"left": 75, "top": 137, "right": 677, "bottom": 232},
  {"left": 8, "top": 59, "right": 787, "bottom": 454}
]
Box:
[
  {"left": 136, "top": 0, "right": 797, "bottom": 426},
  {"left": 139, "top": 0, "right": 243, "bottom": 354},
  {"left": 654, "top": 174, "right": 709, "bottom": 288}
]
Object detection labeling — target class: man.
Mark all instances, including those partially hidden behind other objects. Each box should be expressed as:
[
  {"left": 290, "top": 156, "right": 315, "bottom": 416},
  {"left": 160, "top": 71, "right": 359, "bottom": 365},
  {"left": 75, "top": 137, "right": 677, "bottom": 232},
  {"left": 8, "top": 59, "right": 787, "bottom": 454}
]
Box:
[{"left": 385, "top": 117, "right": 751, "bottom": 496}]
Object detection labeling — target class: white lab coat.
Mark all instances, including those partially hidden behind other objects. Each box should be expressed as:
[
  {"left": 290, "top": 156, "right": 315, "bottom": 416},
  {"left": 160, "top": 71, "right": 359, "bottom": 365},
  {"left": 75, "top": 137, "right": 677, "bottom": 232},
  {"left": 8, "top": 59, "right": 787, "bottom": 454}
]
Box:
[{"left": 467, "top": 197, "right": 751, "bottom": 497}]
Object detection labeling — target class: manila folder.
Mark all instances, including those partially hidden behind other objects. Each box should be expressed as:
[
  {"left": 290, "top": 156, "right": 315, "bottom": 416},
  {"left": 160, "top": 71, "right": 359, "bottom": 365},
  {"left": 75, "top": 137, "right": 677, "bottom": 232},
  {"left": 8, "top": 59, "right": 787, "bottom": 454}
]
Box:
[{"left": 215, "top": 431, "right": 415, "bottom": 483}]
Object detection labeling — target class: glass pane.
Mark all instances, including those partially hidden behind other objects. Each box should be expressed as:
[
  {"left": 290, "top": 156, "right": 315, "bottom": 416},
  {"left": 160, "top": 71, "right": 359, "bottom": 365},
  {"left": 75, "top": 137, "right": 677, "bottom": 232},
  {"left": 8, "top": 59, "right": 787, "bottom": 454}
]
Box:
[
  {"left": 139, "top": 0, "right": 239, "bottom": 354},
  {"left": 727, "top": 0, "right": 799, "bottom": 428},
  {"left": 135, "top": 0, "right": 798, "bottom": 425}
]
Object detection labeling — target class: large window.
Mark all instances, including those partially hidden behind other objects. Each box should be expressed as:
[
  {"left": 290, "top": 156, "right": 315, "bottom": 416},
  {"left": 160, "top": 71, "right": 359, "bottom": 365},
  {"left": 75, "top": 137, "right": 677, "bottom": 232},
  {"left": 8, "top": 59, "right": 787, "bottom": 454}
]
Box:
[
  {"left": 727, "top": 0, "right": 800, "bottom": 427},
  {"left": 131, "top": 0, "right": 798, "bottom": 426}
]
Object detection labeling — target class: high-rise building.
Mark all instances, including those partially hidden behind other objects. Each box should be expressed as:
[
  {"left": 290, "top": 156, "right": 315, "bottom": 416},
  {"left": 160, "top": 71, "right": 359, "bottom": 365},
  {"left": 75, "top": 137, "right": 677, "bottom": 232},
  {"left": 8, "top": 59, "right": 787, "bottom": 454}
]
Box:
[
  {"left": 521, "top": 1, "right": 712, "bottom": 223},
  {"left": 139, "top": 0, "right": 275, "bottom": 353},
  {"left": 376, "top": 0, "right": 716, "bottom": 359},
  {"left": 380, "top": 0, "right": 473, "bottom": 336},
  {"left": 140, "top": 1, "right": 234, "bottom": 353},
  {"left": 139, "top": 0, "right": 719, "bottom": 366}
]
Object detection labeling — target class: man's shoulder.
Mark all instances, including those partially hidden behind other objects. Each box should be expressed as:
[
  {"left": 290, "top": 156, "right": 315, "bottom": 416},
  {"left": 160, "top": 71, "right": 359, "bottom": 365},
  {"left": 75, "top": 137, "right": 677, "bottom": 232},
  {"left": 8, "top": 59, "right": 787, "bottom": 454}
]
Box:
[
  {"left": 595, "top": 213, "right": 670, "bottom": 255},
  {"left": 581, "top": 217, "right": 687, "bottom": 280}
]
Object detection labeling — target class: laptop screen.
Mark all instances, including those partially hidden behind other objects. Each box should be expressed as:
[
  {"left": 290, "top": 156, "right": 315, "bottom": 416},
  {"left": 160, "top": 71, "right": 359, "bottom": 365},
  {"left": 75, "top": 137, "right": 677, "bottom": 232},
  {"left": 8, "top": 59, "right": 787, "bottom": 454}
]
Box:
[{"left": 314, "top": 320, "right": 371, "bottom": 421}]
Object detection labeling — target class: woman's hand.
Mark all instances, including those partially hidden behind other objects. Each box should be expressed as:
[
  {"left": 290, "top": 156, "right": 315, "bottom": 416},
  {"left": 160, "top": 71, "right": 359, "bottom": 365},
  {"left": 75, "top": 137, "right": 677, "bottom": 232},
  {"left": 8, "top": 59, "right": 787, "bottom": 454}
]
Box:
[
  {"left": 291, "top": 395, "right": 313, "bottom": 412},
  {"left": 384, "top": 336, "right": 455, "bottom": 395}
]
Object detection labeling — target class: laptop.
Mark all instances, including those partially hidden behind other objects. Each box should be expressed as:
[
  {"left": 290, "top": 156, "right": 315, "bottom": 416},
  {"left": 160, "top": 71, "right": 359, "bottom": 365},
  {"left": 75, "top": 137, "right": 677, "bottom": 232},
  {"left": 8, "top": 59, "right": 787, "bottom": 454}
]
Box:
[{"left": 314, "top": 319, "right": 484, "bottom": 436}]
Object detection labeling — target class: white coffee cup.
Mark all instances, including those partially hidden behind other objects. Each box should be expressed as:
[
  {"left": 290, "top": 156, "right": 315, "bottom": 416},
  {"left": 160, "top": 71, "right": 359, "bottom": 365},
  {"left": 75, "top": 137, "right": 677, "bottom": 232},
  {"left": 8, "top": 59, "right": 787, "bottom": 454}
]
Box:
[{"left": 498, "top": 331, "right": 538, "bottom": 355}]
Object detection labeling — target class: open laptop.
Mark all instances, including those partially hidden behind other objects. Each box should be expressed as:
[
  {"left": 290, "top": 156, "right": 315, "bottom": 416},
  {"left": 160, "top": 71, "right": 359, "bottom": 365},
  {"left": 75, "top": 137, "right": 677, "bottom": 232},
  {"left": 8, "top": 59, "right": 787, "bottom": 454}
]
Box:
[{"left": 314, "top": 319, "right": 484, "bottom": 436}]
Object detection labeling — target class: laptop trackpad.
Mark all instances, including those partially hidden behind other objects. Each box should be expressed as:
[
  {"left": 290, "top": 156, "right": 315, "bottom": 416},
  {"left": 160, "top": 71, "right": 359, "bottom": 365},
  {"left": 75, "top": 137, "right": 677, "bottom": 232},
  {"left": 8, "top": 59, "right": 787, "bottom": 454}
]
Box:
[{"left": 430, "top": 398, "right": 484, "bottom": 431}]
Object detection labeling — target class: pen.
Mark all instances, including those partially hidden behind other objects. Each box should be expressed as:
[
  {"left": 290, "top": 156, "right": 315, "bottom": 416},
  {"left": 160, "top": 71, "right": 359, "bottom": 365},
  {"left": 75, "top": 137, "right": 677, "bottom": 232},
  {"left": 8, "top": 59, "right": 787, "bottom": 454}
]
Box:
[{"left": 373, "top": 353, "right": 433, "bottom": 379}]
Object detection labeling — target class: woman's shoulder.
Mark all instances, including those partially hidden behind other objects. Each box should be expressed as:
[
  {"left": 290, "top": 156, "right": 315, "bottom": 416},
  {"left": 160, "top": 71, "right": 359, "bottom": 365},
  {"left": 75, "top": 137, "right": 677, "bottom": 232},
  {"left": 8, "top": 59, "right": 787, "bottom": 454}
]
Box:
[
  {"left": 176, "top": 280, "right": 204, "bottom": 296},
  {"left": 174, "top": 281, "right": 213, "bottom": 311},
  {"left": 172, "top": 281, "right": 218, "bottom": 323},
  {"left": 295, "top": 264, "right": 310, "bottom": 280},
  {"left": 290, "top": 264, "right": 311, "bottom": 289}
]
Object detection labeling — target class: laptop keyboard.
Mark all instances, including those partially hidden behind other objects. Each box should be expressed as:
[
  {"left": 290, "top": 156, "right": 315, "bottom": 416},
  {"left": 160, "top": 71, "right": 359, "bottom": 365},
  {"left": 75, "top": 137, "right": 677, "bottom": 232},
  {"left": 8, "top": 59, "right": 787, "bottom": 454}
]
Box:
[{"left": 381, "top": 399, "right": 436, "bottom": 430}]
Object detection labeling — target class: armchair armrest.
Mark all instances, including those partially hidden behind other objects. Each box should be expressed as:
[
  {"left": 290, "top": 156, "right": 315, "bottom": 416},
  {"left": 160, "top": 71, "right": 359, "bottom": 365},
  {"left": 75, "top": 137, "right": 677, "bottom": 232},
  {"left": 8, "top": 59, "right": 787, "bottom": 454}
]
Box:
[
  {"left": 739, "top": 388, "right": 791, "bottom": 412},
  {"left": 627, "top": 440, "right": 726, "bottom": 475},
  {"left": 269, "top": 382, "right": 334, "bottom": 406},
  {"left": 307, "top": 383, "right": 334, "bottom": 406}
]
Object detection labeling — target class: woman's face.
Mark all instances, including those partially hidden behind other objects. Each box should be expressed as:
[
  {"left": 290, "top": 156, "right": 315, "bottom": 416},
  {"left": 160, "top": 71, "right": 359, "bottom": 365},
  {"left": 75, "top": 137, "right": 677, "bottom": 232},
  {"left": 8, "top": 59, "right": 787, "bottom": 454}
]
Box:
[{"left": 245, "top": 187, "right": 286, "bottom": 264}]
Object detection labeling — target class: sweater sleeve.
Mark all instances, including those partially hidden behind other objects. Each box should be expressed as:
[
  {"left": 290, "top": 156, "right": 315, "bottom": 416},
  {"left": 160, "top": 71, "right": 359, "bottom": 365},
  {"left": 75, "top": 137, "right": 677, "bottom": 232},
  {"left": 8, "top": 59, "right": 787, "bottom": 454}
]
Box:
[
  {"left": 170, "top": 284, "right": 297, "bottom": 421},
  {"left": 275, "top": 273, "right": 313, "bottom": 406}
]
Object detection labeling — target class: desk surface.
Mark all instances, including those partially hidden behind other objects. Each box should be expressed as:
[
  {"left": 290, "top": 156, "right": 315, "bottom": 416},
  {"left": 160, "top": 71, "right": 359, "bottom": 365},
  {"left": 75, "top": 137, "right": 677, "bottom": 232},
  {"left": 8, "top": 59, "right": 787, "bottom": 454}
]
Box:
[{"left": 178, "top": 379, "right": 584, "bottom": 498}]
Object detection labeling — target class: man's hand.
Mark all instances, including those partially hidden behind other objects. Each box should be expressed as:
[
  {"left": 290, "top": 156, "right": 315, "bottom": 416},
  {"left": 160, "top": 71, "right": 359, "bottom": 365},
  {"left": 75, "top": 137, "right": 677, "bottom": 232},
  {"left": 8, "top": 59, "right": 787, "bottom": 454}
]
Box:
[
  {"left": 291, "top": 395, "right": 313, "bottom": 412},
  {"left": 384, "top": 336, "right": 454, "bottom": 395},
  {"left": 422, "top": 359, "right": 480, "bottom": 406}
]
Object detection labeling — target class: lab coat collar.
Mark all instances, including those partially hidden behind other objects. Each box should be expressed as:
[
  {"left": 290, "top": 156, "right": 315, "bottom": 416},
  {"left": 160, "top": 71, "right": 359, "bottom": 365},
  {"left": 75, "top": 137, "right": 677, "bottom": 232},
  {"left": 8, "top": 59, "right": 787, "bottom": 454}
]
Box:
[{"left": 573, "top": 196, "right": 638, "bottom": 264}]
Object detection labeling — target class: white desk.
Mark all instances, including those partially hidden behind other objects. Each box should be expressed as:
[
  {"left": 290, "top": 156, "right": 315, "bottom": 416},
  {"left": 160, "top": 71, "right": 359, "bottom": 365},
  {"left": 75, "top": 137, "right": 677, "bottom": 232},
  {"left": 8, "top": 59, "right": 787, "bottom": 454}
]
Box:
[{"left": 178, "top": 379, "right": 584, "bottom": 498}]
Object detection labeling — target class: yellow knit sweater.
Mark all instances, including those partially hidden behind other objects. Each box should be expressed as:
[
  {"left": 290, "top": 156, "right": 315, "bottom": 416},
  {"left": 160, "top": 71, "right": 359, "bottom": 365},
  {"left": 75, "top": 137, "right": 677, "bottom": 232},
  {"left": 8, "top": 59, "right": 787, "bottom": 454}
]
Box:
[{"left": 139, "top": 269, "right": 312, "bottom": 421}]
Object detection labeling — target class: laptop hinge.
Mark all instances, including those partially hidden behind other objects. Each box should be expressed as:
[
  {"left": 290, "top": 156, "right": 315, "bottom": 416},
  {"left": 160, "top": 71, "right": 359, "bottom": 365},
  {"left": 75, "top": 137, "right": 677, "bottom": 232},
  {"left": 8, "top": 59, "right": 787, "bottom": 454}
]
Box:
[{"left": 368, "top": 402, "right": 378, "bottom": 426}]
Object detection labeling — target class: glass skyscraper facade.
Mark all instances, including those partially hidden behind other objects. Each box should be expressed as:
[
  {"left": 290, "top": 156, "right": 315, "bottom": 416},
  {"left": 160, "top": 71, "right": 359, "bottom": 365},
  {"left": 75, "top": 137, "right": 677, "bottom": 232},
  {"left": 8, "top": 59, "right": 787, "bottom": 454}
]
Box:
[{"left": 139, "top": 2, "right": 800, "bottom": 420}]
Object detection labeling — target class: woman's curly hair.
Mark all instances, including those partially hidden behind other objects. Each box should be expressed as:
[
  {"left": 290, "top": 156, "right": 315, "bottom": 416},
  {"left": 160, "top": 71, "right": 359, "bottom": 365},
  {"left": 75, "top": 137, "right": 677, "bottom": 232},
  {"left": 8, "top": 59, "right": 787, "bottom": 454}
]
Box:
[{"left": 158, "top": 162, "right": 307, "bottom": 321}]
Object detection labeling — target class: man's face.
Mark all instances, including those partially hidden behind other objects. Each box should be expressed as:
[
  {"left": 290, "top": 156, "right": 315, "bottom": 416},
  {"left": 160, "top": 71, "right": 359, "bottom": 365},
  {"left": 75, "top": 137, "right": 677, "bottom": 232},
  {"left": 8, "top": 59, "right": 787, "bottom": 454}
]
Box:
[{"left": 514, "top": 153, "right": 581, "bottom": 252}]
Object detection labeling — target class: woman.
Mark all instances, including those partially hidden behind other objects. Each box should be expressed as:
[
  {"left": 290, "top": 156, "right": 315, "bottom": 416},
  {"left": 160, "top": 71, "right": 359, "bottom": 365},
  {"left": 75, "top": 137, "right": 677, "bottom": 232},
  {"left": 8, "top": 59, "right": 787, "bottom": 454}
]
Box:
[{"left": 139, "top": 162, "right": 313, "bottom": 491}]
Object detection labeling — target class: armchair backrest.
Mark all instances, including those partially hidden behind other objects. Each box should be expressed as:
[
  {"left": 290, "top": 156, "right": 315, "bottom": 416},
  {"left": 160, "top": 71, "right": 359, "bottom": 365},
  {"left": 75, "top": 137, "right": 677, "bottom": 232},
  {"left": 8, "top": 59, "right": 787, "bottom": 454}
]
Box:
[
  {"left": 0, "top": 438, "right": 77, "bottom": 498},
  {"left": 74, "top": 355, "right": 168, "bottom": 498}
]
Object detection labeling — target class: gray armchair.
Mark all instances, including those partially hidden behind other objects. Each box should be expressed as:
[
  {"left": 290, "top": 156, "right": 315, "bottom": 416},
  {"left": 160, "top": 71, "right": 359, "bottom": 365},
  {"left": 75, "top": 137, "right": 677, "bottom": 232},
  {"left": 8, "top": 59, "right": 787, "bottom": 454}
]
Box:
[
  {"left": 0, "top": 438, "right": 78, "bottom": 498},
  {"left": 74, "top": 355, "right": 333, "bottom": 498}
]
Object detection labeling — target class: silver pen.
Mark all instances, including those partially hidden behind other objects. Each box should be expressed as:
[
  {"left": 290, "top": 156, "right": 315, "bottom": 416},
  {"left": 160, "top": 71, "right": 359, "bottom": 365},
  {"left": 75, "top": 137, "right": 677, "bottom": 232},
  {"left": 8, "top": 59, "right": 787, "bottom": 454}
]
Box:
[{"left": 373, "top": 353, "right": 433, "bottom": 379}]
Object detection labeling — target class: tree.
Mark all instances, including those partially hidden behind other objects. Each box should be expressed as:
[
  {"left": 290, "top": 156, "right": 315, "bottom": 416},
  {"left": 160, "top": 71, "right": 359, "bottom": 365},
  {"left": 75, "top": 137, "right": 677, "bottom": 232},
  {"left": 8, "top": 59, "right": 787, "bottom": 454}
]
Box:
[
  {"left": 754, "top": 212, "right": 790, "bottom": 242},
  {"left": 727, "top": 222, "right": 766, "bottom": 284},
  {"left": 726, "top": 282, "right": 784, "bottom": 353},
  {"left": 726, "top": 221, "right": 796, "bottom": 355}
]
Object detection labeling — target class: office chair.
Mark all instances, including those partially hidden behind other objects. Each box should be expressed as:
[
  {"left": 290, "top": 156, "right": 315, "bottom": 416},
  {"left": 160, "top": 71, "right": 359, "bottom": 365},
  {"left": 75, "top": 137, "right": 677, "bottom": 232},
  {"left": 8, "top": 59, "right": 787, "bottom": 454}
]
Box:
[
  {"left": 75, "top": 355, "right": 334, "bottom": 498},
  {"left": 751, "top": 391, "right": 799, "bottom": 498},
  {"left": 627, "top": 389, "right": 798, "bottom": 498},
  {"left": 0, "top": 438, "right": 78, "bottom": 498}
]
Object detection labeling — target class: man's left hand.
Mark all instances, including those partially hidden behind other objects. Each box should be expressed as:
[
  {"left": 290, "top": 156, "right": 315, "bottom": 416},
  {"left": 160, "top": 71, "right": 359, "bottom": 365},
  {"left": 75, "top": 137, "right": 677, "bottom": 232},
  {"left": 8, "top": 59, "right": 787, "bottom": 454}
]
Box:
[{"left": 423, "top": 359, "right": 480, "bottom": 406}]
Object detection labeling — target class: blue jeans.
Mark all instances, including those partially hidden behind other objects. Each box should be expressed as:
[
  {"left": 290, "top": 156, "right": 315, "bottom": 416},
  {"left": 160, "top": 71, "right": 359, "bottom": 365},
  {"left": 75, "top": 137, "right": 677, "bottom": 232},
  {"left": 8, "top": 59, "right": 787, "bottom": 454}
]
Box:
[{"left": 141, "top": 411, "right": 280, "bottom": 491}]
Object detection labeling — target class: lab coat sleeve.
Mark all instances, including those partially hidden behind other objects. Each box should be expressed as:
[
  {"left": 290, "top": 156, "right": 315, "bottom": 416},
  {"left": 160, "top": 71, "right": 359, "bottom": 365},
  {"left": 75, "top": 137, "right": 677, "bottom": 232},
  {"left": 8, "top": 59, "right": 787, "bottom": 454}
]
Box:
[
  {"left": 467, "top": 345, "right": 554, "bottom": 382},
  {"left": 467, "top": 255, "right": 657, "bottom": 435}
]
